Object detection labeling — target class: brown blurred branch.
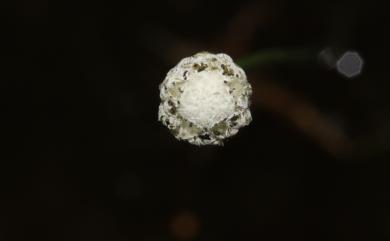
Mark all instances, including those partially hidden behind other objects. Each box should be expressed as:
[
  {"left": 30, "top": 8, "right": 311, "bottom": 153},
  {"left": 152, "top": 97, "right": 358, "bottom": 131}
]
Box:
[{"left": 251, "top": 76, "right": 353, "bottom": 158}]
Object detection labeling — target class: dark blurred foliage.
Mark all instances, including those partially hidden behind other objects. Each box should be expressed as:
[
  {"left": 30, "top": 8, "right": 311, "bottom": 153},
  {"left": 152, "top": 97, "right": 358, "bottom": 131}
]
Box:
[{"left": 1, "top": 0, "right": 390, "bottom": 240}]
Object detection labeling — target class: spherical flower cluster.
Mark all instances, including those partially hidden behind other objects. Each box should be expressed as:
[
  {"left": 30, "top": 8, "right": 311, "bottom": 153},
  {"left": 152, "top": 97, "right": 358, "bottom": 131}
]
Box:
[{"left": 158, "top": 52, "right": 252, "bottom": 146}]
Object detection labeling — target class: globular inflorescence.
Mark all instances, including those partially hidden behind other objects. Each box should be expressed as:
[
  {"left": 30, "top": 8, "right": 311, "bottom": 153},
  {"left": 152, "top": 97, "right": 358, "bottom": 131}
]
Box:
[{"left": 158, "top": 52, "right": 252, "bottom": 146}]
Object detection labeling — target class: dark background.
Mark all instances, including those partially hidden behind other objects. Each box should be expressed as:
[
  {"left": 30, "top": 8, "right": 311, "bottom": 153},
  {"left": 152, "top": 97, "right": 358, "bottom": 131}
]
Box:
[{"left": 2, "top": 0, "right": 390, "bottom": 240}]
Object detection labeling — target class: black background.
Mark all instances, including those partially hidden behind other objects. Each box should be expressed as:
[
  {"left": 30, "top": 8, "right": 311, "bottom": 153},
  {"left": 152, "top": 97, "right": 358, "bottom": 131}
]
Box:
[{"left": 2, "top": 0, "right": 390, "bottom": 240}]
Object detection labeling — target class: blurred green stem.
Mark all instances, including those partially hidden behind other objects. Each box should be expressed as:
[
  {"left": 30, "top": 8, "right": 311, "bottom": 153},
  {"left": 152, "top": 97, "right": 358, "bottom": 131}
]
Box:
[{"left": 237, "top": 48, "right": 318, "bottom": 69}]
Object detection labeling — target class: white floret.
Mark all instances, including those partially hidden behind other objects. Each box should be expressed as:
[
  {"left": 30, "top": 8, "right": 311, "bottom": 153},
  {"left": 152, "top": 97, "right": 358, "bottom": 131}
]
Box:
[
  {"left": 158, "top": 52, "right": 252, "bottom": 146},
  {"left": 179, "top": 71, "right": 235, "bottom": 129}
]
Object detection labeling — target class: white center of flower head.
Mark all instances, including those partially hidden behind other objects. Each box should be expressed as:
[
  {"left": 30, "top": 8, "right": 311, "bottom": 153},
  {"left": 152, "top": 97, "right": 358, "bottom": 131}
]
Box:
[{"left": 178, "top": 71, "right": 235, "bottom": 129}]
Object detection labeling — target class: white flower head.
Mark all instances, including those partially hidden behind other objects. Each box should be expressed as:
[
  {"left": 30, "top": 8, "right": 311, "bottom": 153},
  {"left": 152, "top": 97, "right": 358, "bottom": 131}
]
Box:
[{"left": 158, "top": 52, "right": 252, "bottom": 146}]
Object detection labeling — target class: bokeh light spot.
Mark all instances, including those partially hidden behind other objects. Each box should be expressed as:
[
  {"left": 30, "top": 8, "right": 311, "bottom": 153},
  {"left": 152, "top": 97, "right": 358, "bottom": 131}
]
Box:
[
  {"left": 170, "top": 211, "right": 200, "bottom": 241},
  {"left": 336, "top": 51, "right": 364, "bottom": 78}
]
